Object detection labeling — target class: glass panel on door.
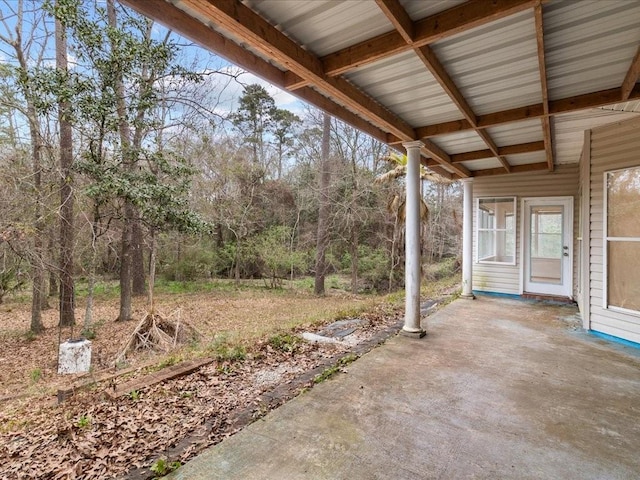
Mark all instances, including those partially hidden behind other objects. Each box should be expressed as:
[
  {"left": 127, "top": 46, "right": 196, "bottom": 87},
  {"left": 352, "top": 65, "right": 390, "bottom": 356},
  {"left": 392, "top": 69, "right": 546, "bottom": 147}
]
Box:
[{"left": 529, "top": 206, "right": 563, "bottom": 285}]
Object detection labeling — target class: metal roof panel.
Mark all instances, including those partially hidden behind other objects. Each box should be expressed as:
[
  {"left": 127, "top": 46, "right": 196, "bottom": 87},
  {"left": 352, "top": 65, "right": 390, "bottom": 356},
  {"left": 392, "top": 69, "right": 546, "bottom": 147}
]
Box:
[
  {"left": 431, "top": 9, "right": 542, "bottom": 116},
  {"left": 431, "top": 131, "right": 488, "bottom": 154},
  {"left": 345, "top": 51, "right": 464, "bottom": 127},
  {"left": 485, "top": 119, "right": 544, "bottom": 147},
  {"left": 461, "top": 158, "right": 503, "bottom": 171},
  {"left": 244, "top": 0, "right": 393, "bottom": 56},
  {"left": 544, "top": 0, "right": 640, "bottom": 100}
]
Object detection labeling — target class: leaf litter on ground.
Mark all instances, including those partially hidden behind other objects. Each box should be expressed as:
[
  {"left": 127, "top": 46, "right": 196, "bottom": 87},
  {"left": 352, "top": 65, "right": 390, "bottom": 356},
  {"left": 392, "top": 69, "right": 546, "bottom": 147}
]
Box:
[{"left": 0, "top": 286, "right": 410, "bottom": 479}]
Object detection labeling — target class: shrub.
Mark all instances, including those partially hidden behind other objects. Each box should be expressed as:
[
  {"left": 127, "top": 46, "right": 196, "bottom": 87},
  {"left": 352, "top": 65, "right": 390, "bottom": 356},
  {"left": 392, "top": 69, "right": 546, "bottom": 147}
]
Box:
[{"left": 342, "top": 245, "right": 390, "bottom": 292}]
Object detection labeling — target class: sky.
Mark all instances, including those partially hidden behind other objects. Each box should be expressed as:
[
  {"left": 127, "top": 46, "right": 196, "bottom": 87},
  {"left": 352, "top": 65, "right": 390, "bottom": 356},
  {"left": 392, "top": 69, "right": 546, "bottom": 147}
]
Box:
[{"left": 0, "top": 0, "right": 307, "bottom": 117}]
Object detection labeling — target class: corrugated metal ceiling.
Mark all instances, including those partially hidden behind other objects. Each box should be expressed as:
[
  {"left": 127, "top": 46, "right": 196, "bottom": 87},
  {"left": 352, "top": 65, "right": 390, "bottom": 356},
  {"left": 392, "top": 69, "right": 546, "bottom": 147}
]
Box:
[
  {"left": 431, "top": 9, "right": 542, "bottom": 116},
  {"left": 544, "top": 0, "right": 640, "bottom": 100},
  {"left": 345, "top": 51, "right": 464, "bottom": 128},
  {"left": 244, "top": 0, "right": 392, "bottom": 56},
  {"left": 141, "top": 0, "right": 640, "bottom": 178}
]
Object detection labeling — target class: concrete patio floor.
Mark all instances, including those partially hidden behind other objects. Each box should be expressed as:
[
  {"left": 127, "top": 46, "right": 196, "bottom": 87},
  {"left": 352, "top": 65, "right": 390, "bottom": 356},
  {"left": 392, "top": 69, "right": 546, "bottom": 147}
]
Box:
[{"left": 166, "top": 295, "right": 640, "bottom": 480}]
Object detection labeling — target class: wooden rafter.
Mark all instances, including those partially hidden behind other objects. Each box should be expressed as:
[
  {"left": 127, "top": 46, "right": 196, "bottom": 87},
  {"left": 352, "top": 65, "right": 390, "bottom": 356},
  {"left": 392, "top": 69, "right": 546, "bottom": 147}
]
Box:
[
  {"left": 451, "top": 141, "right": 545, "bottom": 163},
  {"left": 473, "top": 162, "right": 548, "bottom": 177},
  {"left": 375, "top": 0, "right": 511, "bottom": 174},
  {"left": 182, "top": 0, "right": 417, "bottom": 142},
  {"left": 118, "top": 0, "right": 392, "bottom": 144},
  {"left": 534, "top": 3, "right": 554, "bottom": 171},
  {"left": 122, "top": 0, "right": 640, "bottom": 181},
  {"left": 321, "top": 0, "right": 538, "bottom": 78},
  {"left": 414, "top": 45, "right": 511, "bottom": 173},
  {"left": 416, "top": 86, "right": 640, "bottom": 138},
  {"left": 621, "top": 45, "right": 640, "bottom": 101},
  {"left": 414, "top": 46, "right": 476, "bottom": 125},
  {"left": 421, "top": 140, "right": 471, "bottom": 178},
  {"left": 375, "top": 0, "right": 414, "bottom": 44}
]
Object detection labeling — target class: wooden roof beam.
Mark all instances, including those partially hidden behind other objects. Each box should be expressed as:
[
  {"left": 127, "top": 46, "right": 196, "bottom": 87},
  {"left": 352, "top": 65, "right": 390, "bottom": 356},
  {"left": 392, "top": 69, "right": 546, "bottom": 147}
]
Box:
[
  {"left": 416, "top": 86, "right": 640, "bottom": 138},
  {"left": 534, "top": 3, "right": 554, "bottom": 171},
  {"left": 476, "top": 129, "right": 511, "bottom": 173},
  {"left": 184, "top": 0, "right": 417, "bottom": 142},
  {"left": 472, "top": 161, "right": 548, "bottom": 177},
  {"left": 451, "top": 141, "right": 545, "bottom": 163},
  {"left": 375, "top": 0, "right": 414, "bottom": 44},
  {"left": 621, "top": 45, "right": 640, "bottom": 101},
  {"left": 415, "top": 46, "right": 477, "bottom": 125},
  {"left": 421, "top": 140, "right": 471, "bottom": 178},
  {"left": 413, "top": 44, "right": 510, "bottom": 172},
  {"left": 118, "top": 0, "right": 391, "bottom": 144},
  {"left": 323, "top": 0, "right": 538, "bottom": 77}
]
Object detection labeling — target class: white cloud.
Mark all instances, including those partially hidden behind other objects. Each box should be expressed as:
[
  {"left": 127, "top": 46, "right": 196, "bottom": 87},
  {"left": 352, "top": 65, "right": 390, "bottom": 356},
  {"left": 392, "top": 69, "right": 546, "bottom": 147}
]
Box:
[{"left": 217, "top": 66, "right": 305, "bottom": 115}]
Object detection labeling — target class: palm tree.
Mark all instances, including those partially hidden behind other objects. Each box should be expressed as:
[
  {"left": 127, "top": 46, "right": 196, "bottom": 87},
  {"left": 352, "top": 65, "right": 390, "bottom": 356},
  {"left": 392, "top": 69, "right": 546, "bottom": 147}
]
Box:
[{"left": 375, "top": 152, "right": 444, "bottom": 291}]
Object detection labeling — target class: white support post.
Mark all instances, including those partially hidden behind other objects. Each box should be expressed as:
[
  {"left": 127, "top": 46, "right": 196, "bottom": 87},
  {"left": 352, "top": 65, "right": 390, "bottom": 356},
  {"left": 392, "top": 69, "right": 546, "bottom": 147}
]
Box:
[
  {"left": 401, "top": 141, "right": 426, "bottom": 338},
  {"left": 461, "top": 178, "right": 475, "bottom": 299}
]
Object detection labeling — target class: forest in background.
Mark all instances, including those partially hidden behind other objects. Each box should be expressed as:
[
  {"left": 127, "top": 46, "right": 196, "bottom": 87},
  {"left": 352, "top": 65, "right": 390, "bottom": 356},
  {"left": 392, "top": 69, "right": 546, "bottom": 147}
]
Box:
[{"left": 0, "top": 0, "right": 462, "bottom": 335}]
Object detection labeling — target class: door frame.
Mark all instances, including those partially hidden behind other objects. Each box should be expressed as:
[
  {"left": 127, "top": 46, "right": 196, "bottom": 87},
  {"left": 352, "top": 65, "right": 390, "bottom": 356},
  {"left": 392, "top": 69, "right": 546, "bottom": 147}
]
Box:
[{"left": 520, "top": 196, "right": 574, "bottom": 297}]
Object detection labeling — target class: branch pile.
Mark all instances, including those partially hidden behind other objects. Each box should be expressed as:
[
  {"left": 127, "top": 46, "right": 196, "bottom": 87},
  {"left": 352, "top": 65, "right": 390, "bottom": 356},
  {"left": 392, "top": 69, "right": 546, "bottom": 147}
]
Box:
[{"left": 116, "top": 310, "right": 198, "bottom": 363}]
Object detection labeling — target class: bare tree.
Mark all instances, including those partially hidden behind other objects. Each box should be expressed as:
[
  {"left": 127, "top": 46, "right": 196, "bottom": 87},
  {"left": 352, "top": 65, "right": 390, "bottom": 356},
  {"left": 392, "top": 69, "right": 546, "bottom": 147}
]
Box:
[
  {"left": 55, "top": 7, "right": 75, "bottom": 328},
  {"left": 0, "top": 0, "right": 51, "bottom": 333},
  {"left": 314, "top": 112, "right": 331, "bottom": 295}
]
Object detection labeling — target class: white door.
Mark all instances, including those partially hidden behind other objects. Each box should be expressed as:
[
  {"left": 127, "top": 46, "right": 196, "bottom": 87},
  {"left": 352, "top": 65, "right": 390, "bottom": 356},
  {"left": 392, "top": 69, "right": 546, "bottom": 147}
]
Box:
[{"left": 522, "top": 197, "right": 573, "bottom": 297}]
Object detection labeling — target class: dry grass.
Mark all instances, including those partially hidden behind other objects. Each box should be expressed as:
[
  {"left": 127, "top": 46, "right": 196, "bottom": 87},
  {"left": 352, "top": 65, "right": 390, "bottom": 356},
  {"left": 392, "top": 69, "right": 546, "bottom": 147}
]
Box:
[
  {"left": 0, "top": 271, "right": 461, "bottom": 404},
  {"left": 0, "top": 277, "right": 380, "bottom": 402}
]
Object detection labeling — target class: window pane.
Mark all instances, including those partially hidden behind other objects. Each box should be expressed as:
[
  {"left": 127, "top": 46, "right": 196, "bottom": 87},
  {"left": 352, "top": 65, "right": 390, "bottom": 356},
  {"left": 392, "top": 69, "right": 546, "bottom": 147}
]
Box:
[
  {"left": 608, "top": 167, "right": 640, "bottom": 237},
  {"left": 608, "top": 241, "right": 640, "bottom": 312},
  {"left": 478, "top": 231, "right": 494, "bottom": 260},
  {"left": 477, "top": 198, "right": 515, "bottom": 263},
  {"left": 530, "top": 207, "right": 562, "bottom": 258},
  {"left": 479, "top": 198, "right": 514, "bottom": 221}
]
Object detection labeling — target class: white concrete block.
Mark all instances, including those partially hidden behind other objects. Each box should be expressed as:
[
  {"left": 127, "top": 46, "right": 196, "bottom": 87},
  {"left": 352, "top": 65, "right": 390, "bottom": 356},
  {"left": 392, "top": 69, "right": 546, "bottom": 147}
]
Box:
[{"left": 58, "top": 339, "right": 92, "bottom": 374}]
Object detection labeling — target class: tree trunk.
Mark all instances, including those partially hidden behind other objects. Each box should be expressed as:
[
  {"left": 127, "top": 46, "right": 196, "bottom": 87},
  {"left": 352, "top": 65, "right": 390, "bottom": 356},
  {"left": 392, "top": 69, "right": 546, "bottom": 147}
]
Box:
[
  {"left": 148, "top": 228, "right": 157, "bottom": 312},
  {"left": 314, "top": 113, "right": 331, "bottom": 295},
  {"left": 84, "top": 209, "right": 101, "bottom": 332},
  {"left": 349, "top": 147, "right": 359, "bottom": 294},
  {"left": 131, "top": 212, "right": 146, "bottom": 296},
  {"left": 47, "top": 230, "right": 58, "bottom": 298},
  {"left": 118, "top": 205, "right": 133, "bottom": 321},
  {"left": 28, "top": 105, "right": 44, "bottom": 333},
  {"left": 215, "top": 223, "right": 224, "bottom": 248},
  {"left": 350, "top": 226, "right": 358, "bottom": 294},
  {"left": 109, "top": 0, "right": 134, "bottom": 321},
  {"left": 56, "top": 13, "right": 75, "bottom": 328},
  {"left": 234, "top": 237, "right": 241, "bottom": 286},
  {"left": 13, "top": 11, "right": 45, "bottom": 333}
]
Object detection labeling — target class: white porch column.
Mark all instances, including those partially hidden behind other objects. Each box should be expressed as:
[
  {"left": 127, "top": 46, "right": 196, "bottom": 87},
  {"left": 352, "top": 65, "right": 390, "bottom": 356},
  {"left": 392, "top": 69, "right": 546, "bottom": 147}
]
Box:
[
  {"left": 401, "top": 141, "right": 426, "bottom": 338},
  {"left": 461, "top": 178, "right": 475, "bottom": 299}
]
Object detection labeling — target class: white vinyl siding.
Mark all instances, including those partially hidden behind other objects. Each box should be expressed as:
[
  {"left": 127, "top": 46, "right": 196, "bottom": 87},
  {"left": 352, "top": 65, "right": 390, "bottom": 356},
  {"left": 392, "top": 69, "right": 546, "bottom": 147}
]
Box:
[
  {"left": 578, "top": 131, "right": 590, "bottom": 329},
  {"left": 473, "top": 165, "right": 579, "bottom": 295},
  {"left": 588, "top": 116, "right": 640, "bottom": 343}
]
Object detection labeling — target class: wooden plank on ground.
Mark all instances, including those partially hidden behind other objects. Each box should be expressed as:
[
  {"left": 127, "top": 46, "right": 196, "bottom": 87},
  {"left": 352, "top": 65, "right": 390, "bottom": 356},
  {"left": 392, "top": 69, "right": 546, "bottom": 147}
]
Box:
[{"left": 104, "top": 358, "right": 215, "bottom": 399}]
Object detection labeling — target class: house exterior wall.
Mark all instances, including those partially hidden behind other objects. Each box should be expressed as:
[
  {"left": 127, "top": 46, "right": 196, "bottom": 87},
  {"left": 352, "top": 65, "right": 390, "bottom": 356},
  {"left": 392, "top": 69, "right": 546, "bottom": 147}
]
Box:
[
  {"left": 472, "top": 165, "right": 580, "bottom": 295},
  {"left": 586, "top": 116, "right": 640, "bottom": 343},
  {"left": 578, "top": 133, "right": 590, "bottom": 329}
]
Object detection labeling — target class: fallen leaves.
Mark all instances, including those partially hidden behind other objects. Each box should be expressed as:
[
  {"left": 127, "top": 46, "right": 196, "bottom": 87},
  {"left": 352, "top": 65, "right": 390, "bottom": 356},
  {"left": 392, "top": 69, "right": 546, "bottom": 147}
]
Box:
[{"left": 0, "top": 290, "right": 403, "bottom": 479}]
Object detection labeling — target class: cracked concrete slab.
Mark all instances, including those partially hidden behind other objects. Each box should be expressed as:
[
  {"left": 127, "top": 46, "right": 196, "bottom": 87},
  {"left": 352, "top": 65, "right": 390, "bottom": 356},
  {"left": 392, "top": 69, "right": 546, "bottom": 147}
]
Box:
[{"left": 165, "top": 295, "right": 640, "bottom": 480}]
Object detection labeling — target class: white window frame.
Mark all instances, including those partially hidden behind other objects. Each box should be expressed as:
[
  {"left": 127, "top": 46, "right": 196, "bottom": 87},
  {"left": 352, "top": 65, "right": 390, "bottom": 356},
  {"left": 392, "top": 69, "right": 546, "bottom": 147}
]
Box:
[
  {"left": 603, "top": 166, "right": 640, "bottom": 316},
  {"left": 475, "top": 196, "right": 517, "bottom": 265}
]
